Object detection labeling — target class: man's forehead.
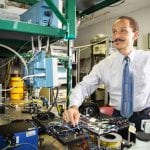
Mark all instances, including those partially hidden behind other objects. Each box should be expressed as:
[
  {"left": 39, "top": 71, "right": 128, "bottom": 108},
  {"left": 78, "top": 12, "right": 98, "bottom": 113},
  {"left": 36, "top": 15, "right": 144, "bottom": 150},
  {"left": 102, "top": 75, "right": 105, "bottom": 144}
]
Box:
[
  {"left": 112, "top": 19, "right": 130, "bottom": 28},
  {"left": 115, "top": 18, "right": 129, "bottom": 22}
]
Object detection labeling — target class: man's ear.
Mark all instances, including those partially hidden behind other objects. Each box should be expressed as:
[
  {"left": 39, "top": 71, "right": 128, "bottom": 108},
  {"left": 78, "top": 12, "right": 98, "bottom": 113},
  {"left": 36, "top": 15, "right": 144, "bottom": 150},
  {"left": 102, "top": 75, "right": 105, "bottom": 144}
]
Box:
[{"left": 134, "top": 31, "right": 139, "bottom": 41}]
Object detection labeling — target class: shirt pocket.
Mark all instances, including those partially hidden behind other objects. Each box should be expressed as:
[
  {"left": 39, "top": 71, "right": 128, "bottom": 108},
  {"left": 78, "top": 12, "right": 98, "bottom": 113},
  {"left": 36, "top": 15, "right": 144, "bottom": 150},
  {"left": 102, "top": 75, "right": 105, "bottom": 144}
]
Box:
[{"left": 134, "top": 73, "right": 147, "bottom": 92}]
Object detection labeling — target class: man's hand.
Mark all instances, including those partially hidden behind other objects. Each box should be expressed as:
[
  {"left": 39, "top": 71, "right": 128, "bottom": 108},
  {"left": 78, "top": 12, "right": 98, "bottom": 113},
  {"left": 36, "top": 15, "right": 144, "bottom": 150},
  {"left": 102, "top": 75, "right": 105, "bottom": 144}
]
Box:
[{"left": 63, "top": 105, "right": 80, "bottom": 126}]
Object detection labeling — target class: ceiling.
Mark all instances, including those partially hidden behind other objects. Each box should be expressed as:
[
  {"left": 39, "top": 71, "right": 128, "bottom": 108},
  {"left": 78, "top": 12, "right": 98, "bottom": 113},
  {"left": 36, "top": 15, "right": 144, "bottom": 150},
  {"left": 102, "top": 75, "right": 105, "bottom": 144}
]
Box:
[{"left": 79, "top": 0, "right": 150, "bottom": 29}]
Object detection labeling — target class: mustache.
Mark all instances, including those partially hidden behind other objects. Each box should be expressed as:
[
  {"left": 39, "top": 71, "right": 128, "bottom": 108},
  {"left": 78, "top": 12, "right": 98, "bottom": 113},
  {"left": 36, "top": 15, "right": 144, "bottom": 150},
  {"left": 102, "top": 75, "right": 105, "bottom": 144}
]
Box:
[{"left": 113, "top": 38, "right": 125, "bottom": 43}]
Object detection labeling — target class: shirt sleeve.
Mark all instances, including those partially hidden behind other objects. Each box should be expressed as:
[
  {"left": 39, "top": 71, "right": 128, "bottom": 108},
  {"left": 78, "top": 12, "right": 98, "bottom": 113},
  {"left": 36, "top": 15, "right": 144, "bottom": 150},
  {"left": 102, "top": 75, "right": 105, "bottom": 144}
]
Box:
[{"left": 69, "top": 62, "right": 105, "bottom": 107}]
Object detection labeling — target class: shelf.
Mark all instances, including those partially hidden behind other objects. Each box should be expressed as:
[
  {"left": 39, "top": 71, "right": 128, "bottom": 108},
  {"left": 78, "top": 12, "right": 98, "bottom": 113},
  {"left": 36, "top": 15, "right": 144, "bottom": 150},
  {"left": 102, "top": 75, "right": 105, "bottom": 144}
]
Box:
[
  {"left": 0, "top": 19, "right": 66, "bottom": 56},
  {"left": 8, "top": 0, "right": 38, "bottom": 5},
  {"left": 0, "top": 18, "right": 66, "bottom": 53},
  {"left": 0, "top": 19, "right": 66, "bottom": 38}
]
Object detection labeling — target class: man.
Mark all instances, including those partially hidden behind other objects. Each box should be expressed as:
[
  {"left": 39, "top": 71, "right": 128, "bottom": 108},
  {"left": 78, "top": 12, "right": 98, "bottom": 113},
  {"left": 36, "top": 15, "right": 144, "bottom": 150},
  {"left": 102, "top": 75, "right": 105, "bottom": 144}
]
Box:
[{"left": 63, "top": 16, "right": 150, "bottom": 131}]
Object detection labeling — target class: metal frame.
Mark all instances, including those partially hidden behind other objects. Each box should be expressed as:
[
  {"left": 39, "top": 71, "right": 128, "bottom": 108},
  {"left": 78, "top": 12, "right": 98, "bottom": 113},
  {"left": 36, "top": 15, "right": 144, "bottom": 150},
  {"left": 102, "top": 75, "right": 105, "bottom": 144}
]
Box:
[
  {"left": 0, "top": 0, "right": 122, "bottom": 107},
  {"left": 148, "top": 33, "right": 150, "bottom": 49}
]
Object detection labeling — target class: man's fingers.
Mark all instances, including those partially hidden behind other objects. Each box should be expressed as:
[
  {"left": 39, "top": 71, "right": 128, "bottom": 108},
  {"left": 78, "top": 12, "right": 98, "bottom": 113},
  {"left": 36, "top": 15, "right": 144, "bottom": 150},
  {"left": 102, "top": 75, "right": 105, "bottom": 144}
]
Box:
[
  {"left": 62, "top": 106, "right": 80, "bottom": 126},
  {"left": 68, "top": 109, "right": 76, "bottom": 126},
  {"left": 63, "top": 110, "right": 70, "bottom": 123},
  {"left": 74, "top": 112, "right": 80, "bottom": 125},
  {"left": 68, "top": 108, "right": 80, "bottom": 126}
]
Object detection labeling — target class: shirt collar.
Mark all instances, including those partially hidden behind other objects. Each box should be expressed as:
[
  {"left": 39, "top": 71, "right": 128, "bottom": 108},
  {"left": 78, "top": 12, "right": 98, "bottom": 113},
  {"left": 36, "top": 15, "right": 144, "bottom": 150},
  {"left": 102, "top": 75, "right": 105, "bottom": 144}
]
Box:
[
  {"left": 128, "top": 48, "right": 136, "bottom": 62},
  {"left": 117, "top": 48, "right": 136, "bottom": 63}
]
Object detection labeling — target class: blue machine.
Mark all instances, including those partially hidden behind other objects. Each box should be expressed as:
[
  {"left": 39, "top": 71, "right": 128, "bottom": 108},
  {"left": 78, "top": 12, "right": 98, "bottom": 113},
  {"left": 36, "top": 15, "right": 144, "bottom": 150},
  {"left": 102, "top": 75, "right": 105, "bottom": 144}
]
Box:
[
  {"left": 20, "top": 0, "right": 62, "bottom": 28},
  {"left": 0, "top": 121, "right": 38, "bottom": 150},
  {"left": 27, "top": 51, "right": 58, "bottom": 88}
]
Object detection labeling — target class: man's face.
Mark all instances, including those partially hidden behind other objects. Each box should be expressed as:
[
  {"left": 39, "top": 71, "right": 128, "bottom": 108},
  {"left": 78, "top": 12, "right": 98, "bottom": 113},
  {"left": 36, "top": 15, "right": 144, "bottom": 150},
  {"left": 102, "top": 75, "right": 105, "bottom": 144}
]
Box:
[{"left": 112, "top": 19, "right": 138, "bottom": 53}]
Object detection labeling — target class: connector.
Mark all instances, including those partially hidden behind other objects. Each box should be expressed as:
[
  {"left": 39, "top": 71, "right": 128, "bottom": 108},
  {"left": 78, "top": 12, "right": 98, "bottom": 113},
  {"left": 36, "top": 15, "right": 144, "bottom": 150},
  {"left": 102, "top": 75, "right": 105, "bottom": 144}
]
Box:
[{"left": 141, "top": 119, "right": 150, "bottom": 133}]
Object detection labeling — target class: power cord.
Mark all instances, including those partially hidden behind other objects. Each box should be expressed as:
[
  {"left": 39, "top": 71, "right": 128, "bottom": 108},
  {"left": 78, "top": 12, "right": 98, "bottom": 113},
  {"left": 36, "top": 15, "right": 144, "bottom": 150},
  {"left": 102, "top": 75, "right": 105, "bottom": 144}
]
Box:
[{"left": 2, "top": 141, "right": 38, "bottom": 150}]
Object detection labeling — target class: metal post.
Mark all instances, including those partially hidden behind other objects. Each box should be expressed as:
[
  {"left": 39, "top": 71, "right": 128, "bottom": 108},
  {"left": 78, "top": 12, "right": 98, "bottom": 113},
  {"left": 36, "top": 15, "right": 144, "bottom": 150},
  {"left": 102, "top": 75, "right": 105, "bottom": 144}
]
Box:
[
  {"left": 66, "top": 40, "right": 73, "bottom": 108},
  {"left": 65, "top": 0, "right": 76, "bottom": 39},
  {"left": 77, "top": 48, "right": 80, "bottom": 83}
]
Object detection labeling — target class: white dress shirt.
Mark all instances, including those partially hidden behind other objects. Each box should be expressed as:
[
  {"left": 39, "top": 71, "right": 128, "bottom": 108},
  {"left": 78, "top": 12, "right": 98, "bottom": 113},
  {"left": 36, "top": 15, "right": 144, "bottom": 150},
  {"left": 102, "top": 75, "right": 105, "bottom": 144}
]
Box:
[{"left": 69, "top": 49, "right": 150, "bottom": 112}]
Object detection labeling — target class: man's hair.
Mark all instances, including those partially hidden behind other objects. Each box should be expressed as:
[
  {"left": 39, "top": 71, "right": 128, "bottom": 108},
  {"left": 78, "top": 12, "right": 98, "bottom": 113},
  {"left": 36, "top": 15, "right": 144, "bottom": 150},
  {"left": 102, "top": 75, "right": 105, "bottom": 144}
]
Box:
[{"left": 116, "top": 16, "right": 139, "bottom": 32}]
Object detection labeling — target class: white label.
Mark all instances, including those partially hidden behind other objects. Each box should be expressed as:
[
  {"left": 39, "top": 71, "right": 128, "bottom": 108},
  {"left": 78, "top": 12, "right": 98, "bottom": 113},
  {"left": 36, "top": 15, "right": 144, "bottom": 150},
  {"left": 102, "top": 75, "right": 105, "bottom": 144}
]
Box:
[
  {"left": 16, "top": 136, "right": 19, "bottom": 144},
  {"left": 129, "top": 125, "right": 136, "bottom": 134},
  {"left": 26, "top": 130, "right": 36, "bottom": 137}
]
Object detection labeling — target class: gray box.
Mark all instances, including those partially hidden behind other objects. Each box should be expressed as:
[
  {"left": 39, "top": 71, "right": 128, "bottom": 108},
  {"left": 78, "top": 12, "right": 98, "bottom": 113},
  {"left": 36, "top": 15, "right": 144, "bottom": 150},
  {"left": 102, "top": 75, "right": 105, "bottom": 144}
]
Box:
[{"left": 20, "top": 0, "right": 62, "bottom": 28}]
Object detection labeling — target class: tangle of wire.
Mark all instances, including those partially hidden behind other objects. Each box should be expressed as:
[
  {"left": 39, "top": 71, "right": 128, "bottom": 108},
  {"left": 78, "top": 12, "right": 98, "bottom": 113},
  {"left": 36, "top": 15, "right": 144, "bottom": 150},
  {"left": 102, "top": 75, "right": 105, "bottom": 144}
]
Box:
[
  {"left": 48, "top": 87, "right": 61, "bottom": 116},
  {"left": 0, "top": 44, "right": 28, "bottom": 75},
  {"left": 0, "top": 73, "right": 46, "bottom": 92},
  {"left": 0, "top": 41, "right": 31, "bottom": 88},
  {"left": 0, "top": 40, "right": 31, "bottom": 69}
]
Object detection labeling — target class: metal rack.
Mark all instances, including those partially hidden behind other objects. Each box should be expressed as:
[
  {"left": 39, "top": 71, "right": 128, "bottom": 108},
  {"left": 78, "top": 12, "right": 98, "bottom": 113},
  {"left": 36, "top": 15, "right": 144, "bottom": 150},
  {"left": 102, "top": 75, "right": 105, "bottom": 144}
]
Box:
[
  {"left": 0, "top": 0, "right": 76, "bottom": 51},
  {"left": 0, "top": 0, "right": 76, "bottom": 107},
  {"left": 0, "top": 0, "right": 121, "bottom": 107}
]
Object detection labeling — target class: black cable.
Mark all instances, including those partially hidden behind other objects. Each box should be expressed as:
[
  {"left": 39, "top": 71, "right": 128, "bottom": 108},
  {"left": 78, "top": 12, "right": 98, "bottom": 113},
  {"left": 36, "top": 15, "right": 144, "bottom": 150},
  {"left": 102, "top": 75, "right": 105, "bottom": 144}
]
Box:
[
  {"left": 53, "top": 87, "right": 61, "bottom": 116},
  {"left": 109, "top": 0, "right": 126, "bottom": 7},
  {"left": 48, "top": 10, "right": 53, "bottom": 26},
  {"left": 48, "top": 87, "right": 60, "bottom": 115}
]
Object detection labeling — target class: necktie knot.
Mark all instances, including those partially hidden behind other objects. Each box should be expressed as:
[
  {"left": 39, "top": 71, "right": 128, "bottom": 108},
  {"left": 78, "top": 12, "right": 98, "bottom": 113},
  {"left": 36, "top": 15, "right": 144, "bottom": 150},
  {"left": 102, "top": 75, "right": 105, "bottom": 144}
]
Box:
[{"left": 124, "top": 56, "right": 129, "bottom": 63}]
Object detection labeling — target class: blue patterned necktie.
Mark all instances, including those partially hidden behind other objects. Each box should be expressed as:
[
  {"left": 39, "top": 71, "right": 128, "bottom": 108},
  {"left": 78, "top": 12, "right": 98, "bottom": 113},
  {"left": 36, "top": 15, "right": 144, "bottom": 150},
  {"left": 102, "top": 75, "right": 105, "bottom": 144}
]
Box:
[{"left": 121, "top": 56, "right": 134, "bottom": 118}]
